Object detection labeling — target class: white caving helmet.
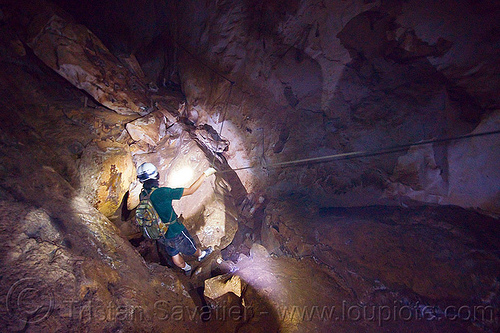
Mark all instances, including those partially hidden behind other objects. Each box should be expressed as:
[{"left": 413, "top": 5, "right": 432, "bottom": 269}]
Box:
[{"left": 137, "top": 162, "right": 159, "bottom": 182}]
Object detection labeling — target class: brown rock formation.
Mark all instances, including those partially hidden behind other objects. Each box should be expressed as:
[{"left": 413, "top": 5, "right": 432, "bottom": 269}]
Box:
[
  {"left": 1, "top": 0, "right": 499, "bottom": 332},
  {"left": 25, "top": 0, "right": 153, "bottom": 116}
]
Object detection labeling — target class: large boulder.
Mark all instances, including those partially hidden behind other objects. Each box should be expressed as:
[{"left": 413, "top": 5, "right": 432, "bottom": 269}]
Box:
[
  {"left": 204, "top": 274, "right": 243, "bottom": 300},
  {"left": 125, "top": 110, "right": 179, "bottom": 148},
  {"left": 0, "top": 105, "right": 200, "bottom": 333},
  {"left": 126, "top": 111, "right": 169, "bottom": 147},
  {"left": 25, "top": 0, "right": 152, "bottom": 115}
]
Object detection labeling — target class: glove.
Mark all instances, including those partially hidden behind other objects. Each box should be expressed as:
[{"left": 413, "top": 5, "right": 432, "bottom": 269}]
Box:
[{"left": 204, "top": 167, "right": 216, "bottom": 177}]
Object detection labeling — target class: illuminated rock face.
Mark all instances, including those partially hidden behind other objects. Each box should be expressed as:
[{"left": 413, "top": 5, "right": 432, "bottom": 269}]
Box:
[
  {"left": 1, "top": 1, "right": 499, "bottom": 332},
  {"left": 77, "top": 141, "right": 135, "bottom": 218},
  {"left": 0, "top": 100, "right": 199, "bottom": 333},
  {"left": 132, "top": 134, "right": 239, "bottom": 249},
  {"left": 166, "top": 0, "right": 499, "bottom": 215},
  {"left": 125, "top": 111, "right": 169, "bottom": 147},
  {"left": 40, "top": 0, "right": 498, "bottom": 213},
  {"left": 204, "top": 274, "right": 243, "bottom": 300}
]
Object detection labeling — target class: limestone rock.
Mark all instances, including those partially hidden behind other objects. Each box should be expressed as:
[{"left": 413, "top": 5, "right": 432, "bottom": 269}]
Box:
[
  {"left": 78, "top": 141, "right": 135, "bottom": 217},
  {"left": 385, "top": 111, "right": 500, "bottom": 214},
  {"left": 233, "top": 248, "right": 356, "bottom": 333},
  {"left": 260, "top": 220, "right": 282, "bottom": 255},
  {"left": 384, "top": 143, "right": 447, "bottom": 205},
  {"left": 192, "top": 124, "right": 230, "bottom": 154},
  {"left": 249, "top": 243, "right": 269, "bottom": 259},
  {"left": 204, "top": 274, "right": 243, "bottom": 300},
  {"left": 129, "top": 130, "right": 238, "bottom": 249},
  {"left": 23, "top": 208, "right": 62, "bottom": 244},
  {"left": 25, "top": 2, "right": 151, "bottom": 115},
  {"left": 126, "top": 111, "right": 168, "bottom": 147},
  {"left": 167, "top": 0, "right": 500, "bottom": 217},
  {"left": 266, "top": 201, "right": 500, "bottom": 303},
  {"left": 116, "top": 54, "right": 146, "bottom": 79},
  {"left": 163, "top": 140, "right": 239, "bottom": 249},
  {"left": 126, "top": 180, "right": 143, "bottom": 211},
  {"left": 446, "top": 111, "right": 500, "bottom": 215},
  {"left": 392, "top": 143, "right": 443, "bottom": 191},
  {"left": 397, "top": 0, "right": 500, "bottom": 110},
  {"left": 0, "top": 107, "right": 199, "bottom": 332}
]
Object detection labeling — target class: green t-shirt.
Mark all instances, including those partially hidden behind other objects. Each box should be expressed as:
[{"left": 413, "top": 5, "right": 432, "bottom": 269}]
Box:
[{"left": 149, "top": 187, "right": 185, "bottom": 238}]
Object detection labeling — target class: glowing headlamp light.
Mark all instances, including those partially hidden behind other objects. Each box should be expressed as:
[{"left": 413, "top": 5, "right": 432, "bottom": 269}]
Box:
[{"left": 168, "top": 166, "right": 194, "bottom": 188}]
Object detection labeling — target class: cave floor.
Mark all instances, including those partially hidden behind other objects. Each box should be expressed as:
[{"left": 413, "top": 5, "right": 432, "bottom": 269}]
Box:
[{"left": 130, "top": 203, "right": 499, "bottom": 333}]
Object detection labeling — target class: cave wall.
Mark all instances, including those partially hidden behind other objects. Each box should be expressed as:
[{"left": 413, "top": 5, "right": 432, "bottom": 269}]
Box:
[
  {"left": 0, "top": 1, "right": 499, "bottom": 332},
  {"left": 46, "top": 0, "right": 500, "bottom": 214},
  {"left": 0, "top": 71, "right": 199, "bottom": 332},
  {"left": 168, "top": 0, "right": 499, "bottom": 214},
  {"left": 0, "top": 4, "right": 240, "bottom": 331}
]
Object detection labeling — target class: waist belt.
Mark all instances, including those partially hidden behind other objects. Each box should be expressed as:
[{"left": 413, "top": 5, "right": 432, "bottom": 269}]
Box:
[{"left": 158, "top": 219, "right": 177, "bottom": 236}]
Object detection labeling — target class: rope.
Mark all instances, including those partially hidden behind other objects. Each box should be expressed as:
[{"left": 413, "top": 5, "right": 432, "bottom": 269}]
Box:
[
  {"left": 211, "top": 83, "right": 234, "bottom": 167},
  {"left": 217, "top": 83, "right": 233, "bottom": 140},
  {"left": 174, "top": 40, "right": 235, "bottom": 168},
  {"left": 172, "top": 39, "right": 500, "bottom": 176},
  {"left": 176, "top": 42, "right": 235, "bottom": 85},
  {"left": 219, "top": 129, "right": 500, "bottom": 173}
]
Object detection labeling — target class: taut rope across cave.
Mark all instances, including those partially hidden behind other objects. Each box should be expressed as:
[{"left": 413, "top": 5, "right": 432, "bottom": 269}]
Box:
[
  {"left": 173, "top": 39, "right": 499, "bottom": 178},
  {"left": 219, "top": 129, "right": 500, "bottom": 173}
]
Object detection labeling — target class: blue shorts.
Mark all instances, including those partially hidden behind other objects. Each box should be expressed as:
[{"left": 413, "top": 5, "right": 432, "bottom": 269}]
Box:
[{"left": 158, "top": 229, "right": 197, "bottom": 257}]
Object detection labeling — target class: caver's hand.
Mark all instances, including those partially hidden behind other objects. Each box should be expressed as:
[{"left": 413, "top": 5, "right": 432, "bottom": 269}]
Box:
[{"left": 204, "top": 167, "right": 216, "bottom": 177}]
